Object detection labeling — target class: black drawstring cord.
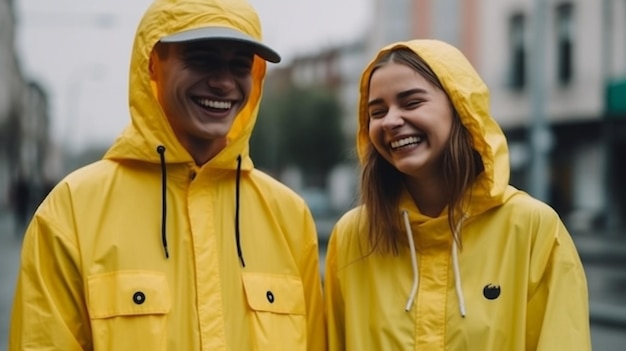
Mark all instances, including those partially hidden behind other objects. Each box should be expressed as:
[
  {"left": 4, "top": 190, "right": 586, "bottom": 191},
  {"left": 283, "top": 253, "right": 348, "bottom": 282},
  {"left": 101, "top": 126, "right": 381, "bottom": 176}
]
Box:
[
  {"left": 235, "top": 155, "right": 245, "bottom": 267},
  {"left": 157, "top": 145, "right": 169, "bottom": 259},
  {"left": 154, "top": 146, "right": 239, "bottom": 263}
]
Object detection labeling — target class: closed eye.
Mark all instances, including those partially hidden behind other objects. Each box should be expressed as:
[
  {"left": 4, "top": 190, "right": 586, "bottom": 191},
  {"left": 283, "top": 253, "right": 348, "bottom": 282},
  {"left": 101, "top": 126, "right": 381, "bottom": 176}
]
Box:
[
  {"left": 230, "top": 58, "right": 253, "bottom": 75},
  {"left": 405, "top": 99, "right": 424, "bottom": 109},
  {"left": 369, "top": 108, "right": 387, "bottom": 119}
]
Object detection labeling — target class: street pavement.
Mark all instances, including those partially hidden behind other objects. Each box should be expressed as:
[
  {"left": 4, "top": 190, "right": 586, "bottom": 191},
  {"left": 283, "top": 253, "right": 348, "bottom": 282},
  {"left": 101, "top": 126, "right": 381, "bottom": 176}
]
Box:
[
  {"left": 0, "top": 210, "right": 21, "bottom": 351},
  {"left": 0, "top": 209, "right": 625, "bottom": 350},
  {"left": 573, "top": 233, "right": 626, "bottom": 329},
  {"left": 572, "top": 233, "right": 626, "bottom": 350}
]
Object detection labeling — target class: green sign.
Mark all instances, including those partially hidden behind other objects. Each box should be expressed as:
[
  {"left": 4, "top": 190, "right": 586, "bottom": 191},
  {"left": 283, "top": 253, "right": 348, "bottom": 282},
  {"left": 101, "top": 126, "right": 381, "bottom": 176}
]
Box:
[{"left": 607, "top": 78, "right": 626, "bottom": 117}]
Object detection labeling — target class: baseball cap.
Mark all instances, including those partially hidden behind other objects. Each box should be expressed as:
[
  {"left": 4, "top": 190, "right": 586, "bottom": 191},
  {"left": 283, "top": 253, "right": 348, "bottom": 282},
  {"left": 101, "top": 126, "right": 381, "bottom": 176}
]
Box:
[{"left": 160, "top": 26, "right": 281, "bottom": 63}]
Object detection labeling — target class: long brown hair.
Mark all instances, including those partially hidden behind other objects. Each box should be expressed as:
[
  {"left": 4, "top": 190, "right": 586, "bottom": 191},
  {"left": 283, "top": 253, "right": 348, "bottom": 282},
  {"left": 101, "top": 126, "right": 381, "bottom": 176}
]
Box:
[{"left": 360, "top": 48, "right": 483, "bottom": 254}]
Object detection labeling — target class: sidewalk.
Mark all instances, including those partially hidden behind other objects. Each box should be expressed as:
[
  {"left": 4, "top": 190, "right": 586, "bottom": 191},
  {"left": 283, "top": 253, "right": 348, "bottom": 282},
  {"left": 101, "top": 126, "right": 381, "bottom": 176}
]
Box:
[
  {"left": 572, "top": 231, "right": 626, "bottom": 329},
  {"left": 574, "top": 231, "right": 626, "bottom": 265},
  {"left": 0, "top": 209, "right": 22, "bottom": 350}
]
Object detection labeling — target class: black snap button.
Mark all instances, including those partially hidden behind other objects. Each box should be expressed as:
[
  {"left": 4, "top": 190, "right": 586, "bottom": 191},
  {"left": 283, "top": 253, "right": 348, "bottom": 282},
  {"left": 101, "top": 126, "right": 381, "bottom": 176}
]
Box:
[
  {"left": 133, "top": 291, "right": 146, "bottom": 305},
  {"left": 266, "top": 291, "right": 274, "bottom": 303}
]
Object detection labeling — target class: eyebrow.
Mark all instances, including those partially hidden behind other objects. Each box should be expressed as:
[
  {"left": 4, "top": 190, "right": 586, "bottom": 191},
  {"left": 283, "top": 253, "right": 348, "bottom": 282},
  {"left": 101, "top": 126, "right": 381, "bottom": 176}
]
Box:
[{"left": 367, "top": 88, "right": 428, "bottom": 107}]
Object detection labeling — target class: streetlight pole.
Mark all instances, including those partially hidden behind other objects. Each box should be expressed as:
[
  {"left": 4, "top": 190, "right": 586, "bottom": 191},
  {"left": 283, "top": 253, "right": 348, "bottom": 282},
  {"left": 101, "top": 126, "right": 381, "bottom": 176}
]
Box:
[
  {"left": 601, "top": 0, "right": 617, "bottom": 234},
  {"left": 529, "top": 0, "right": 552, "bottom": 202}
]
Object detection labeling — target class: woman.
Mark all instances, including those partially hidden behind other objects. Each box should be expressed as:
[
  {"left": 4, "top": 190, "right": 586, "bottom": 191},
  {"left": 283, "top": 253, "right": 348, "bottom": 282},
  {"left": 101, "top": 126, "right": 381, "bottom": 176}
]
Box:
[{"left": 324, "top": 39, "right": 590, "bottom": 350}]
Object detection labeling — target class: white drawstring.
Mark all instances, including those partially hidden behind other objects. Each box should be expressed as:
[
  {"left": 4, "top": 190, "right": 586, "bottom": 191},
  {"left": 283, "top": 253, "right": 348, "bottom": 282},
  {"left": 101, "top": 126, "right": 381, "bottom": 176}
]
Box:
[
  {"left": 451, "top": 215, "right": 467, "bottom": 317},
  {"left": 402, "top": 210, "right": 419, "bottom": 312},
  {"left": 402, "top": 210, "right": 467, "bottom": 317}
]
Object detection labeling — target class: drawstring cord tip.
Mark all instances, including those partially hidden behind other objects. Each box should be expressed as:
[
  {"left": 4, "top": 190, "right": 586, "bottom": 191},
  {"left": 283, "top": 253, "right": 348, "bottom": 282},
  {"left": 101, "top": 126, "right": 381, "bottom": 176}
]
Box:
[{"left": 402, "top": 210, "right": 419, "bottom": 313}]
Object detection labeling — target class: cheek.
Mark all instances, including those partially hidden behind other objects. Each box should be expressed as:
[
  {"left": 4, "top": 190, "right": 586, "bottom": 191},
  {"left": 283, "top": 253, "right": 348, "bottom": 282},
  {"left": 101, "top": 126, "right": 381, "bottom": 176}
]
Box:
[
  {"left": 368, "top": 122, "right": 385, "bottom": 152},
  {"left": 241, "top": 77, "right": 253, "bottom": 97},
  {"left": 433, "top": 105, "right": 454, "bottom": 140},
  {"left": 158, "top": 74, "right": 176, "bottom": 99},
  {"left": 443, "top": 117, "right": 455, "bottom": 141}
]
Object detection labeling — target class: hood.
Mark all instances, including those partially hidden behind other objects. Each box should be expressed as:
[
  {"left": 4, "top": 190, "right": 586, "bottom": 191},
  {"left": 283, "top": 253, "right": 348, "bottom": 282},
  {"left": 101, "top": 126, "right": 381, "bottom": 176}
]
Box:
[
  {"left": 357, "top": 39, "right": 515, "bottom": 217},
  {"left": 104, "top": 0, "right": 269, "bottom": 171}
]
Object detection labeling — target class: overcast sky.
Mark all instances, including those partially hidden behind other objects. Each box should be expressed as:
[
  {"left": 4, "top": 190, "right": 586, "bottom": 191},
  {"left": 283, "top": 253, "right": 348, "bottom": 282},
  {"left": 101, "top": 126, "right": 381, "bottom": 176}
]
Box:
[{"left": 14, "top": 0, "right": 371, "bottom": 151}]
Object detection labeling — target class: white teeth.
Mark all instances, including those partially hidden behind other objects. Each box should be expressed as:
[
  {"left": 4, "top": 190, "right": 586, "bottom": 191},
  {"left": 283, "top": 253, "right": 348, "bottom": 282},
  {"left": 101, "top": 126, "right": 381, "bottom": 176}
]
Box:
[
  {"left": 390, "top": 136, "right": 422, "bottom": 149},
  {"left": 196, "top": 98, "right": 232, "bottom": 110}
]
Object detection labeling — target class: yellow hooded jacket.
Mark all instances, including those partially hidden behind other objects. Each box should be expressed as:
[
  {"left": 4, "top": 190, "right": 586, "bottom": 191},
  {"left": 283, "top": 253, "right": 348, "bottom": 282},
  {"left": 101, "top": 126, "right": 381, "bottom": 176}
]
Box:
[
  {"left": 9, "top": 0, "right": 325, "bottom": 350},
  {"left": 324, "top": 40, "right": 590, "bottom": 350}
]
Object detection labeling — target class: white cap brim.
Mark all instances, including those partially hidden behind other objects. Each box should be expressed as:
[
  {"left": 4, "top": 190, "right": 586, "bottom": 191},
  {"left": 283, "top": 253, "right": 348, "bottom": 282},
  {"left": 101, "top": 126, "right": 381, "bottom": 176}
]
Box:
[{"left": 160, "top": 26, "right": 281, "bottom": 63}]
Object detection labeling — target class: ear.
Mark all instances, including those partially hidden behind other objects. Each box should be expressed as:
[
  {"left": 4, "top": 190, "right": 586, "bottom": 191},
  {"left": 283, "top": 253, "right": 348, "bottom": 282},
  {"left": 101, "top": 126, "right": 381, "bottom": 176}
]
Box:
[{"left": 149, "top": 50, "right": 158, "bottom": 80}]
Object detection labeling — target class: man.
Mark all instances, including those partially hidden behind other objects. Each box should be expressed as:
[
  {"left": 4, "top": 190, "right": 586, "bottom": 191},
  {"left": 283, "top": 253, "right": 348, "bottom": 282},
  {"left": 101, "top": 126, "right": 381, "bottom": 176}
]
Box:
[{"left": 9, "top": 0, "right": 326, "bottom": 350}]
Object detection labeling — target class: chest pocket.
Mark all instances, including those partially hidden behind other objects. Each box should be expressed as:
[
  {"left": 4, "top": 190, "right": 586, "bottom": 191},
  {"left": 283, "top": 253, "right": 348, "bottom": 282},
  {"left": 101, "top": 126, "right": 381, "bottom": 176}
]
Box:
[
  {"left": 242, "top": 272, "right": 307, "bottom": 350},
  {"left": 87, "top": 271, "right": 171, "bottom": 351}
]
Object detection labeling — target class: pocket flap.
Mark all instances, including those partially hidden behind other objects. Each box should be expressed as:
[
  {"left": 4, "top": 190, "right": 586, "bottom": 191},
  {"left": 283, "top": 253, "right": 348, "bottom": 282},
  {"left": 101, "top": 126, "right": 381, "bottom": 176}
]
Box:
[
  {"left": 241, "top": 273, "right": 305, "bottom": 315},
  {"left": 87, "top": 271, "right": 171, "bottom": 319}
]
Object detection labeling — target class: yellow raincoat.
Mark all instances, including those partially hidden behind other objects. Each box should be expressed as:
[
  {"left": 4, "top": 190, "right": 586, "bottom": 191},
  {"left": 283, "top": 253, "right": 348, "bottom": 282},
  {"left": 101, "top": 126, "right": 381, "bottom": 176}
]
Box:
[
  {"left": 324, "top": 40, "right": 590, "bottom": 350},
  {"left": 9, "top": 0, "right": 325, "bottom": 350}
]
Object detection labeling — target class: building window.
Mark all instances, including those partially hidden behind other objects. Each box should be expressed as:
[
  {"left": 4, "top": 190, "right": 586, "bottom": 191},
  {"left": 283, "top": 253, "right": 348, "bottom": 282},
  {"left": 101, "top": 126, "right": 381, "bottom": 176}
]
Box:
[
  {"left": 509, "top": 13, "right": 526, "bottom": 90},
  {"left": 556, "top": 3, "right": 574, "bottom": 85}
]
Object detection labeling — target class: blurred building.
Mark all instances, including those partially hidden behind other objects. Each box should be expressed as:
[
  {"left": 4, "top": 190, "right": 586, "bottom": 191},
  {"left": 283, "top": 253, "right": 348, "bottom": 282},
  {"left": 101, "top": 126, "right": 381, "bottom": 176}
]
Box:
[
  {"left": 0, "top": 0, "right": 54, "bottom": 210},
  {"left": 479, "top": 0, "right": 626, "bottom": 234}
]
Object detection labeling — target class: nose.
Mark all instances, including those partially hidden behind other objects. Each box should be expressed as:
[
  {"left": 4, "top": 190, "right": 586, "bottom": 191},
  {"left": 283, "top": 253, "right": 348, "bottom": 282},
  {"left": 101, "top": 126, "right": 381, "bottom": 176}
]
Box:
[
  {"left": 381, "top": 106, "right": 404, "bottom": 130},
  {"left": 207, "top": 66, "right": 236, "bottom": 91}
]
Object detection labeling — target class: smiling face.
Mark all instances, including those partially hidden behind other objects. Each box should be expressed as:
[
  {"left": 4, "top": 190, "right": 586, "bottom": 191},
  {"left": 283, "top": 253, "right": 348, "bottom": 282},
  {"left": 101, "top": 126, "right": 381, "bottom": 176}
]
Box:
[
  {"left": 149, "top": 39, "right": 254, "bottom": 163},
  {"left": 367, "top": 61, "right": 454, "bottom": 181}
]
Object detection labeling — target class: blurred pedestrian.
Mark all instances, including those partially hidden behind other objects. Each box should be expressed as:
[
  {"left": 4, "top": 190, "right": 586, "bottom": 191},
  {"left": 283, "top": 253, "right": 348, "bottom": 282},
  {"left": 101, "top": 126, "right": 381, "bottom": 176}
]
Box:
[
  {"left": 324, "top": 39, "right": 590, "bottom": 350},
  {"left": 9, "top": 0, "right": 325, "bottom": 350},
  {"left": 8, "top": 169, "right": 31, "bottom": 236}
]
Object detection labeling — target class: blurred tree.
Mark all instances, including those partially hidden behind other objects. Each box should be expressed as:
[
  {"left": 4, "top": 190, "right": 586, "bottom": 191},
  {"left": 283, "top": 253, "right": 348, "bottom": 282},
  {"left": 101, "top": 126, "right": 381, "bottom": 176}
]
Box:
[
  {"left": 251, "top": 87, "right": 344, "bottom": 187},
  {"left": 250, "top": 94, "right": 282, "bottom": 175}
]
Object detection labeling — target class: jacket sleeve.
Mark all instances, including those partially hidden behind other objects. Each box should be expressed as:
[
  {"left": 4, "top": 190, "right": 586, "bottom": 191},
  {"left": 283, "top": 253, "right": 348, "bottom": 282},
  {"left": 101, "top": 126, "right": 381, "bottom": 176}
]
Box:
[
  {"left": 299, "top": 208, "right": 327, "bottom": 351},
  {"left": 324, "top": 226, "right": 345, "bottom": 351},
  {"left": 9, "top": 187, "right": 92, "bottom": 350},
  {"left": 527, "top": 214, "right": 591, "bottom": 350}
]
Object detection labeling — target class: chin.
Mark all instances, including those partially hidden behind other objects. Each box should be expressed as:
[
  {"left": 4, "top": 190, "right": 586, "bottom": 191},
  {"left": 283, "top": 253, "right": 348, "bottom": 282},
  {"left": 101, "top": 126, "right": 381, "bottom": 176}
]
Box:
[
  {"left": 394, "top": 159, "right": 431, "bottom": 176},
  {"left": 198, "top": 121, "right": 235, "bottom": 136}
]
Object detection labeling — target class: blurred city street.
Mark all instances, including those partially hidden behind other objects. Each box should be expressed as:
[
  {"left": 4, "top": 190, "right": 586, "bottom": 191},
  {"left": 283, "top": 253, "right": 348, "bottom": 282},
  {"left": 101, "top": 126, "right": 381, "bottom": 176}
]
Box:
[{"left": 1, "top": 209, "right": 626, "bottom": 350}]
